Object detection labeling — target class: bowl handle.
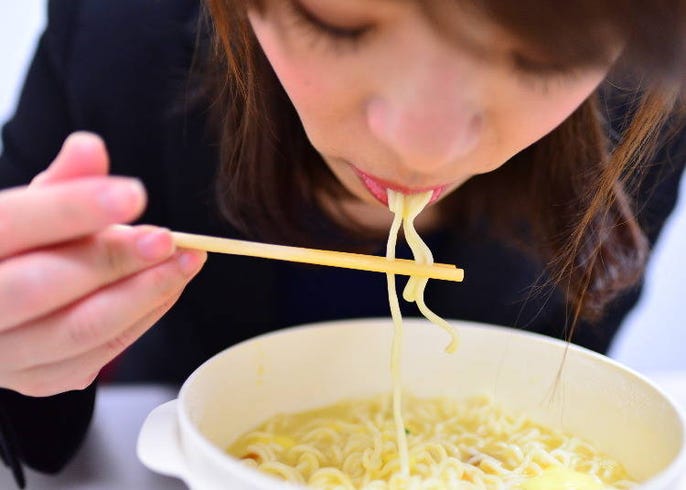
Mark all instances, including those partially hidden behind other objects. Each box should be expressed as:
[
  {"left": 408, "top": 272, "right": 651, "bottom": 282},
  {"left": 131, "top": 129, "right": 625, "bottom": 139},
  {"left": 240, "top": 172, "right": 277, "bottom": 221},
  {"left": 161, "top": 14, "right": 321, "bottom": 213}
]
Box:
[{"left": 137, "top": 399, "right": 189, "bottom": 481}]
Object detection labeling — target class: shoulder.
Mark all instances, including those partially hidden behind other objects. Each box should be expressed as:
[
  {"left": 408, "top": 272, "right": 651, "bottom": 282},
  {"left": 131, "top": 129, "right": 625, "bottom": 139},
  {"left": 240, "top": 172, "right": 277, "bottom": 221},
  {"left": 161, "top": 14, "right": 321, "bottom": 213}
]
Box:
[
  {"left": 47, "top": 0, "right": 200, "bottom": 42},
  {"left": 34, "top": 0, "right": 213, "bottom": 210},
  {"left": 45, "top": 0, "right": 202, "bottom": 118},
  {"left": 66, "top": 0, "right": 200, "bottom": 58},
  {"left": 46, "top": 0, "right": 201, "bottom": 57}
]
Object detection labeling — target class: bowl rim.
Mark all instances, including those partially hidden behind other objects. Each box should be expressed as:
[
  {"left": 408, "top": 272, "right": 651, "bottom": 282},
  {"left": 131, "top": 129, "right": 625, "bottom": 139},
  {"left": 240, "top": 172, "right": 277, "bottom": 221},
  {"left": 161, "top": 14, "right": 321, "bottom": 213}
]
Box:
[{"left": 176, "top": 318, "right": 686, "bottom": 489}]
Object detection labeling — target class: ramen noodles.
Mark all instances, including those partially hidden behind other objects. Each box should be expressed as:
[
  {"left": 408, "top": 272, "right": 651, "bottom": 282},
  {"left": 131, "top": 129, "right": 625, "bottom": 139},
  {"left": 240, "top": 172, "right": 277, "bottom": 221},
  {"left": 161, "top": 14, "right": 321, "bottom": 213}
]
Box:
[
  {"left": 227, "top": 191, "right": 635, "bottom": 489},
  {"left": 228, "top": 395, "right": 635, "bottom": 489}
]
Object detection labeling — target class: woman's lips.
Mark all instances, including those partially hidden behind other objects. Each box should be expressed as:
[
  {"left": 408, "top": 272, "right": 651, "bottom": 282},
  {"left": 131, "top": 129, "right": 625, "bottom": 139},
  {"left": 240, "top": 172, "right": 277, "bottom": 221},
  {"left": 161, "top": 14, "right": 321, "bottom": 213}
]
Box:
[{"left": 350, "top": 165, "right": 447, "bottom": 207}]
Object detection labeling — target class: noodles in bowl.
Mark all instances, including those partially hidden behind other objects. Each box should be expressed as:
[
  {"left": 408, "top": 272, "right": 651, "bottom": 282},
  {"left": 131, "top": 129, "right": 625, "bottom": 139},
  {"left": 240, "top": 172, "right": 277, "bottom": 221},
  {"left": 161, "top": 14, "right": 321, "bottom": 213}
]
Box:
[{"left": 228, "top": 394, "right": 634, "bottom": 489}]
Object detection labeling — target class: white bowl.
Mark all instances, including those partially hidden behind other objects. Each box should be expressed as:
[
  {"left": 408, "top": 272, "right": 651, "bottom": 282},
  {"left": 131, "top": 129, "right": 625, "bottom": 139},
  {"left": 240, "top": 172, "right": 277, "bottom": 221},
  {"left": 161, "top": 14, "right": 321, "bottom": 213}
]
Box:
[{"left": 137, "top": 319, "right": 686, "bottom": 489}]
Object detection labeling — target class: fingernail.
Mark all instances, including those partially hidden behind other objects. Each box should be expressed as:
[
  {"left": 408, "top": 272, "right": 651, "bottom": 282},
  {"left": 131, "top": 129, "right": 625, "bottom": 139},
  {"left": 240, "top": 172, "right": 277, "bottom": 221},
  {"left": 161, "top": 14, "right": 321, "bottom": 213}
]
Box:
[
  {"left": 136, "top": 229, "right": 174, "bottom": 261},
  {"left": 176, "top": 251, "right": 206, "bottom": 276},
  {"left": 98, "top": 179, "right": 146, "bottom": 219},
  {"left": 64, "top": 131, "right": 103, "bottom": 151}
]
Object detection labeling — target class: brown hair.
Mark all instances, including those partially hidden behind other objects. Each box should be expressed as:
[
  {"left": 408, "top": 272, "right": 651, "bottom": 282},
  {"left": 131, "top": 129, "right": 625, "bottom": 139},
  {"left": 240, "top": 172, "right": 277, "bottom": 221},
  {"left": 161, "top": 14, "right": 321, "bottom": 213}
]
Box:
[{"left": 202, "top": 0, "right": 685, "bottom": 324}]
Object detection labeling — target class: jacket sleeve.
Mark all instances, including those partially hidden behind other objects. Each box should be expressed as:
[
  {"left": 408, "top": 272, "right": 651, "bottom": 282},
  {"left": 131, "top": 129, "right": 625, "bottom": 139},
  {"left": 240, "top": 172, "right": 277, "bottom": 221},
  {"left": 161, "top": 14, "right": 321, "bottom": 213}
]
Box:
[{"left": 0, "top": 0, "right": 97, "bottom": 481}]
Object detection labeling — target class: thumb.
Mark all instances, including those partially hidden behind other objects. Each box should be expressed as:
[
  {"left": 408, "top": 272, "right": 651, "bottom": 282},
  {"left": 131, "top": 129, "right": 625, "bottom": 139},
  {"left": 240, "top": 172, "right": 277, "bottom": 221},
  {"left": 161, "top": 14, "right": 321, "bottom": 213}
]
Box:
[{"left": 31, "top": 132, "right": 110, "bottom": 187}]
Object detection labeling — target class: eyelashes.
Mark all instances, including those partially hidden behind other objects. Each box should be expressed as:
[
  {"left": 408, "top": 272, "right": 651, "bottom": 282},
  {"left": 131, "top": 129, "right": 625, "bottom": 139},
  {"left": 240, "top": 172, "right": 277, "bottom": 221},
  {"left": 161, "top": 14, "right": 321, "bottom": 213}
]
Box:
[
  {"left": 510, "top": 53, "right": 582, "bottom": 92},
  {"left": 285, "top": 0, "right": 371, "bottom": 52}
]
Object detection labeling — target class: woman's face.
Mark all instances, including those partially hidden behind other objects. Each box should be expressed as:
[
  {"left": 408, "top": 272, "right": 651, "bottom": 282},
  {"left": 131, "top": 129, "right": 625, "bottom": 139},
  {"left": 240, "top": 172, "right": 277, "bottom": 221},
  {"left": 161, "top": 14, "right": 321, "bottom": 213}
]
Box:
[{"left": 248, "top": 0, "right": 613, "bottom": 211}]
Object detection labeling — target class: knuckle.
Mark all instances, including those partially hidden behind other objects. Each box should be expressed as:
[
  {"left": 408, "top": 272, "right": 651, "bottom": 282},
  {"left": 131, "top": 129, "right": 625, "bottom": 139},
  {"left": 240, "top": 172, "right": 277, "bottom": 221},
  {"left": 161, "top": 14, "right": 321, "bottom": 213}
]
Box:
[
  {"left": 58, "top": 197, "right": 88, "bottom": 225},
  {"left": 2, "top": 266, "right": 46, "bottom": 315},
  {"left": 104, "top": 331, "right": 132, "bottom": 356},
  {"left": 67, "top": 306, "right": 105, "bottom": 348},
  {"left": 75, "top": 372, "right": 98, "bottom": 391},
  {"left": 161, "top": 293, "right": 182, "bottom": 314},
  {"left": 99, "top": 238, "right": 130, "bottom": 278},
  {"left": 148, "top": 262, "right": 186, "bottom": 296}
]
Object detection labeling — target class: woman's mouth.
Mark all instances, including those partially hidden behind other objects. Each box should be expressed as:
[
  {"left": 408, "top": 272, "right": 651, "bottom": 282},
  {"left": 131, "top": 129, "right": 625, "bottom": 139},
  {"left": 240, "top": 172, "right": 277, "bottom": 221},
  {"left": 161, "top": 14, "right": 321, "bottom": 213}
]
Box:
[{"left": 350, "top": 165, "right": 448, "bottom": 207}]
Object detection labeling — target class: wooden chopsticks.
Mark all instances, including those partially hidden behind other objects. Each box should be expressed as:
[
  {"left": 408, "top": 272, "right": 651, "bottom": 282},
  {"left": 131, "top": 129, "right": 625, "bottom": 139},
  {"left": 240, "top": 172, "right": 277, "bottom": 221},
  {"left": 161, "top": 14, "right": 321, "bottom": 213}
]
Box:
[{"left": 170, "top": 231, "right": 464, "bottom": 282}]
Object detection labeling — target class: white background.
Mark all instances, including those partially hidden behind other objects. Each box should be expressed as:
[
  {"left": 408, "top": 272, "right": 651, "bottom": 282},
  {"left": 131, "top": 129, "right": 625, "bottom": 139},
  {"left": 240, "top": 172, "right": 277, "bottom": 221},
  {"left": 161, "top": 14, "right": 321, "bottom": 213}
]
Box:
[{"left": 0, "top": 1, "right": 684, "bottom": 372}]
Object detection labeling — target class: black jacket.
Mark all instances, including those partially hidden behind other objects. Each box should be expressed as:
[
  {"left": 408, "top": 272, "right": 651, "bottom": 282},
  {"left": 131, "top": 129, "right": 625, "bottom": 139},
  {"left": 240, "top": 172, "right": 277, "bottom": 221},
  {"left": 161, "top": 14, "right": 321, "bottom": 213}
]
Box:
[{"left": 0, "top": 0, "right": 684, "bottom": 486}]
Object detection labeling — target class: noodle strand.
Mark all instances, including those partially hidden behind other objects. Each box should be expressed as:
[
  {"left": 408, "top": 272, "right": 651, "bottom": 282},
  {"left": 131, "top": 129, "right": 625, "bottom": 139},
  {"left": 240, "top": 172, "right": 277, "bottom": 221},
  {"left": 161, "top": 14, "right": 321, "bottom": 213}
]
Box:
[{"left": 386, "top": 190, "right": 410, "bottom": 476}]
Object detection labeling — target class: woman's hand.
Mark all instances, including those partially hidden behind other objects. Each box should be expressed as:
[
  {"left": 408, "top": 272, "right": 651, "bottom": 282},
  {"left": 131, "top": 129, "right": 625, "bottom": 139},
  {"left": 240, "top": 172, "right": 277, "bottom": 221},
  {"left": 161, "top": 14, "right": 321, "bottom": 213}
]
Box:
[{"left": 0, "top": 132, "right": 206, "bottom": 397}]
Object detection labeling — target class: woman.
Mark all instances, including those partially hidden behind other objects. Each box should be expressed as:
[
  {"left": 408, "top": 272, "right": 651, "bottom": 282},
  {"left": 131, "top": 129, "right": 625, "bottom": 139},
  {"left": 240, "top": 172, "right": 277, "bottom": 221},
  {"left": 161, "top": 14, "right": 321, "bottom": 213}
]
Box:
[{"left": 0, "top": 0, "right": 684, "bottom": 486}]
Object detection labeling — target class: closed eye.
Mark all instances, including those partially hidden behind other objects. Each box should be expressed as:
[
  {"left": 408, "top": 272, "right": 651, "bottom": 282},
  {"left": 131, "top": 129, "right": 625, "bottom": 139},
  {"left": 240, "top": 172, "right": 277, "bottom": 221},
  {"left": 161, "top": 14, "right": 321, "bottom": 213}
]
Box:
[{"left": 287, "top": 0, "right": 372, "bottom": 48}]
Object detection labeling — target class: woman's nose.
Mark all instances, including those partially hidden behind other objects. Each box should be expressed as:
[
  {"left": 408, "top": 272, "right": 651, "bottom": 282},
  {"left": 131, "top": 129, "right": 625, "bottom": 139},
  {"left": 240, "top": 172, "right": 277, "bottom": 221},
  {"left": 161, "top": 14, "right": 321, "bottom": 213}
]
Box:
[{"left": 366, "top": 71, "right": 482, "bottom": 172}]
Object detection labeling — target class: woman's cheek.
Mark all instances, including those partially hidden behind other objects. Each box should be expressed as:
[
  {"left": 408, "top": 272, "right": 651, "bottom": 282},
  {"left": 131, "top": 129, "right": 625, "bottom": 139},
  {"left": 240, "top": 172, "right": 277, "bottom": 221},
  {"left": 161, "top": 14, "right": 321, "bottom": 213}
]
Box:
[
  {"left": 249, "top": 12, "right": 331, "bottom": 119},
  {"left": 259, "top": 45, "right": 353, "bottom": 147},
  {"left": 496, "top": 75, "right": 604, "bottom": 155}
]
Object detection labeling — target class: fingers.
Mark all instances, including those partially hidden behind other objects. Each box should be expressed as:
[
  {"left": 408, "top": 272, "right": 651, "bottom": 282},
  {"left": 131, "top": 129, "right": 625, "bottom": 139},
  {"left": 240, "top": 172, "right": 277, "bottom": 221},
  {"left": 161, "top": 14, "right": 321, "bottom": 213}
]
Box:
[
  {"left": 0, "top": 225, "right": 178, "bottom": 331},
  {"left": 9, "top": 292, "right": 184, "bottom": 397},
  {"left": 0, "top": 248, "right": 206, "bottom": 372},
  {"left": 30, "top": 132, "right": 109, "bottom": 187},
  {"left": 0, "top": 132, "right": 205, "bottom": 397},
  {"left": 0, "top": 176, "right": 146, "bottom": 258}
]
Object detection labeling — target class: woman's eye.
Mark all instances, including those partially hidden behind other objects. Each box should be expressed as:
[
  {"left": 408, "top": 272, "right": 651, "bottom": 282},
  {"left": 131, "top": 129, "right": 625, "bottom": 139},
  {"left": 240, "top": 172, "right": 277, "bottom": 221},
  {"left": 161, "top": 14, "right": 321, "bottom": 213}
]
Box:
[
  {"left": 509, "top": 52, "right": 581, "bottom": 92},
  {"left": 510, "top": 52, "right": 571, "bottom": 76},
  {"left": 287, "top": 0, "right": 371, "bottom": 49}
]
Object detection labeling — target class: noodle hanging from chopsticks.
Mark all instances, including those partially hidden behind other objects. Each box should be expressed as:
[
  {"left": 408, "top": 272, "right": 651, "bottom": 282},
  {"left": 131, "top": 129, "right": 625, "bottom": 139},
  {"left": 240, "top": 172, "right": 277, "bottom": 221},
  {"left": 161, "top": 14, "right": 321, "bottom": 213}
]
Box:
[{"left": 386, "top": 190, "right": 459, "bottom": 475}]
